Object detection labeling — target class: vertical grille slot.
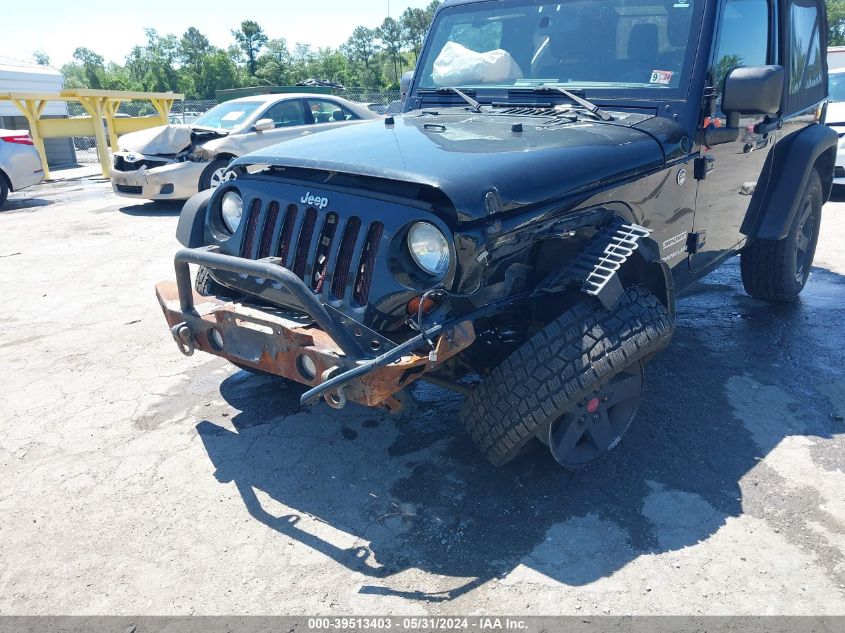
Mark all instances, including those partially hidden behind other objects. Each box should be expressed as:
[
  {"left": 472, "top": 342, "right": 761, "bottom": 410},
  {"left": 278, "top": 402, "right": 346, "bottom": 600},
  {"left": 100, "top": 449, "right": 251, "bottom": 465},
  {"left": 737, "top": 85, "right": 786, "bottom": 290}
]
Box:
[
  {"left": 353, "top": 221, "right": 384, "bottom": 306},
  {"left": 240, "top": 198, "right": 262, "bottom": 258},
  {"left": 257, "top": 201, "right": 281, "bottom": 259},
  {"left": 331, "top": 217, "right": 362, "bottom": 300},
  {"left": 312, "top": 213, "right": 338, "bottom": 291},
  {"left": 292, "top": 207, "right": 318, "bottom": 279},
  {"left": 277, "top": 204, "right": 298, "bottom": 265}
]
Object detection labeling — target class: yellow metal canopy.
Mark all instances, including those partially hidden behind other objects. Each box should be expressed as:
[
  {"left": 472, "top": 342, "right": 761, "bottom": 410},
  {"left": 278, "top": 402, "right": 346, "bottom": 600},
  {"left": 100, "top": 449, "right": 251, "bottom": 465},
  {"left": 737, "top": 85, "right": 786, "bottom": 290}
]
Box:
[{"left": 0, "top": 89, "right": 183, "bottom": 179}]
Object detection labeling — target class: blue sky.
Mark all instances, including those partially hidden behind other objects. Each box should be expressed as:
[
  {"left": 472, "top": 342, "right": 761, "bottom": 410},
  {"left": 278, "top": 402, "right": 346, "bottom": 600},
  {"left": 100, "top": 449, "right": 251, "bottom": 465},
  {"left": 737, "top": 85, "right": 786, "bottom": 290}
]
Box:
[{"left": 2, "top": 0, "right": 433, "bottom": 67}]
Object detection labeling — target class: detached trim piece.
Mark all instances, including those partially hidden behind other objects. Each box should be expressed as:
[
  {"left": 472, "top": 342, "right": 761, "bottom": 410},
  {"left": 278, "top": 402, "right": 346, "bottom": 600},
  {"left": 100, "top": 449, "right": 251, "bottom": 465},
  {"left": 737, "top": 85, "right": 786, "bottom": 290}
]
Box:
[
  {"left": 540, "top": 221, "right": 651, "bottom": 309},
  {"left": 577, "top": 223, "right": 652, "bottom": 300}
]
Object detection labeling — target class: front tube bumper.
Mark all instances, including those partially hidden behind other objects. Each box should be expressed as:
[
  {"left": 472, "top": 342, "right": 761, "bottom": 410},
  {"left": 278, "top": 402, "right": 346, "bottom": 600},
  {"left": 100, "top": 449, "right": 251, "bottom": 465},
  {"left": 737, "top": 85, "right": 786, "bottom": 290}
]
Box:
[
  {"left": 159, "top": 246, "right": 477, "bottom": 411},
  {"left": 174, "top": 246, "right": 364, "bottom": 359}
]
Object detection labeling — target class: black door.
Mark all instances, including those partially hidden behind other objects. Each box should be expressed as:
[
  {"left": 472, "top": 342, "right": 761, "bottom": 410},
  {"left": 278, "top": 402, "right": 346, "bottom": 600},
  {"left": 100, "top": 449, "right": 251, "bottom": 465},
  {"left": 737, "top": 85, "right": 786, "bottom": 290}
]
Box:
[{"left": 691, "top": 0, "right": 775, "bottom": 271}]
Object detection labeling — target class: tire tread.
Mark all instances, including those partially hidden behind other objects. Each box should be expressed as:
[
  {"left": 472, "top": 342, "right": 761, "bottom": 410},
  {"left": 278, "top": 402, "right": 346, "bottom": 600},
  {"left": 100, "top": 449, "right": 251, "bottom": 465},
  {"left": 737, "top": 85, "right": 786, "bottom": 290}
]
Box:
[{"left": 461, "top": 287, "right": 674, "bottom": 466}]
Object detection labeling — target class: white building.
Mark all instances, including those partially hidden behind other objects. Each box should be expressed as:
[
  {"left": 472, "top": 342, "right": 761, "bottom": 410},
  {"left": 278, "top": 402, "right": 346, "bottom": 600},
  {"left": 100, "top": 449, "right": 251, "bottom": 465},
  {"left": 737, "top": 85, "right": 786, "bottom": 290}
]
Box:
[{"left": 0, "top": 55, "right": 76, "bottom": 166}]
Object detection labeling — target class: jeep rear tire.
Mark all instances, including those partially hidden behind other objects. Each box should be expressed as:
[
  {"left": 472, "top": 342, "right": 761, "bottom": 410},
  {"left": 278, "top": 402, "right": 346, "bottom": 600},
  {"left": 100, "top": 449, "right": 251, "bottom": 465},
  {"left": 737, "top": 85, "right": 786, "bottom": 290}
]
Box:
[
  {"left": 741, "top": 169, "right": 822, "bottom": 302},
  {"left": 461, "top": 287, "right": 674, "bottom": 467}
]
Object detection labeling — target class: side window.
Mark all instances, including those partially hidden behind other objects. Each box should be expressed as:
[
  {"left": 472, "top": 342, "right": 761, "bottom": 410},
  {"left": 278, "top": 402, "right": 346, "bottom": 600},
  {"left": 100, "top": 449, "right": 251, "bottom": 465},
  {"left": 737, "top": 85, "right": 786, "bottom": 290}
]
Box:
[
  {"left": 260, "top": 100, "right": 307, "bottom": 128},
  {"left": 788, "top": 1, "right": 822, "bottom": 94},
  {"left": 712, "top": 0, "right": 770, "bottom": 97},
  {"left": 306, "top": 99, "right": 359, "bottom": 124}
]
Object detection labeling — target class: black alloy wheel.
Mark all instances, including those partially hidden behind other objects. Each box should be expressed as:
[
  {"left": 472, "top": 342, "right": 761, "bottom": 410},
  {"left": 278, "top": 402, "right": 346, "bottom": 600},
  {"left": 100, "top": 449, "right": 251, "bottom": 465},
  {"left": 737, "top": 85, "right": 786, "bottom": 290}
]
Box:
[
  {"left": 548, "top": 361, "right": 644, "bottom": 469},
  {"left": 794, "top": 195, "right": 817, "bottom": 283}
]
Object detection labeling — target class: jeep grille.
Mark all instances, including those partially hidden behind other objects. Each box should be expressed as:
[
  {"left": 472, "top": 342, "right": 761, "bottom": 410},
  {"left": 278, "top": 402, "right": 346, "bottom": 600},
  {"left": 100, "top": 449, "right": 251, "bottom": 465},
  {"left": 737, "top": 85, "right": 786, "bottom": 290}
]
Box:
[{"left": 239, "top": 197, "right": 384, "bottom": 307}]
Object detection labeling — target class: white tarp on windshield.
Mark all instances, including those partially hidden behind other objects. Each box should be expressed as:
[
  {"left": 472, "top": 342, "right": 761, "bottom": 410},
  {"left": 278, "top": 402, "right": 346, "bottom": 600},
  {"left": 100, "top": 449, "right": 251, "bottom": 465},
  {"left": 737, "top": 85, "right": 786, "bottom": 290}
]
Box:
[
  {"left": 432, "top": 41, "right": 523, "bottom": 86},
  {"left": 118, "top": 125, "right": 192, "bottom": 155}
]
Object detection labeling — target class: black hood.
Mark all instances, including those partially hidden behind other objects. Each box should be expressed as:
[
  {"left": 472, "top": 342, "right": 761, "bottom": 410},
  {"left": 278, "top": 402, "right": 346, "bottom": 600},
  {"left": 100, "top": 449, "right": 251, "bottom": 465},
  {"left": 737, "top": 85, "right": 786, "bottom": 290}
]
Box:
[{"left": 232, "top": 109, "right": 667, "bottom": 218}]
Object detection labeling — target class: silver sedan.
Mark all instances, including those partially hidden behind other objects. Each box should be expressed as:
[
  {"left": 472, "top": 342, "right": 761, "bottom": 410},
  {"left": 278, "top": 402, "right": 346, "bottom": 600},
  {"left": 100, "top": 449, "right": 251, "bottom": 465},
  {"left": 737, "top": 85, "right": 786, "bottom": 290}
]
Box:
[
  {"left": 110, "top": 94, "right": 381, "bottom": 201},
  {"left": 0, "top": 130, "right": 45, "bottom": 208}
]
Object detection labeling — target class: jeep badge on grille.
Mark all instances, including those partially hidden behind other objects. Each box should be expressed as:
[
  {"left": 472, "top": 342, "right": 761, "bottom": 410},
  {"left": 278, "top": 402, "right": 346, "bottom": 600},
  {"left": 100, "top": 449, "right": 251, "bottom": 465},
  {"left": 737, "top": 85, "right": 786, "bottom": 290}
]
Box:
[{"left": 301, "top": 192, "right": 329, "bottom": 210}]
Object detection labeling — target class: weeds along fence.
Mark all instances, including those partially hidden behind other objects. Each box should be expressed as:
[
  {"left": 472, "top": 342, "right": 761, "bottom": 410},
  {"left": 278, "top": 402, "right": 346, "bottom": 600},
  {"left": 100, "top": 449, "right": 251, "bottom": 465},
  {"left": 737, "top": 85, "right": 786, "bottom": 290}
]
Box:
[{"left": 70, "top": 89, "right": 401, "bottom": 163}]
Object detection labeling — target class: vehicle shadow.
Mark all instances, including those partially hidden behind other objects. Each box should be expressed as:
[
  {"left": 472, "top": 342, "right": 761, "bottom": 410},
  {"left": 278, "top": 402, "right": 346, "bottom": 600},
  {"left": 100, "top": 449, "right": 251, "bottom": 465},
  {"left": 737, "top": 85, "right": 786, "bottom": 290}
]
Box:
[
  {"left": 0, "top": 197, "right": 53, "bottom": 212},
  {"left": 195, "top": 259, "right": 845, "bottom": 600},
  {"left": 118, "top": 200, "right": 183, "bottom": 216}
]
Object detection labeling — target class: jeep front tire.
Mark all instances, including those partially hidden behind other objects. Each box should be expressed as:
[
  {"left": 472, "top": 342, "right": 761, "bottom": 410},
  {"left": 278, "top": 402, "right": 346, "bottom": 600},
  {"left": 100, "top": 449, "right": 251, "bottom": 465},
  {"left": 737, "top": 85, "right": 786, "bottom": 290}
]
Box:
[{"left": 461, "top": 287, "right": 674, "bottom": 468}]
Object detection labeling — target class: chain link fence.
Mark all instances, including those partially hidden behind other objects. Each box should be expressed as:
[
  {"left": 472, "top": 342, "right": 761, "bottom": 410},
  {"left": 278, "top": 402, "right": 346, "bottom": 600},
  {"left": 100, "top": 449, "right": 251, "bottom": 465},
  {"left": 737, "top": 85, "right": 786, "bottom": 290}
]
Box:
[
  {"left": 69, "top": 90, "right": 402, "bottom": 163},
  {"left": 336, "top": 88, "right": 402, "bottom": 113}
]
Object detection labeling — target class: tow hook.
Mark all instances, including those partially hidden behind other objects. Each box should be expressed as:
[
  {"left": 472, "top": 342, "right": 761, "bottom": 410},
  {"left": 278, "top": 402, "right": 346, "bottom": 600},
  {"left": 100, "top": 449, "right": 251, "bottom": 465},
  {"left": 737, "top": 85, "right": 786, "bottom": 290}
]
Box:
[
  {"left": 321, "top": 366, "right": 347, "bottom": 409},
  {"left": 171, "top": 322, "right": 195, "bottom": 356}
]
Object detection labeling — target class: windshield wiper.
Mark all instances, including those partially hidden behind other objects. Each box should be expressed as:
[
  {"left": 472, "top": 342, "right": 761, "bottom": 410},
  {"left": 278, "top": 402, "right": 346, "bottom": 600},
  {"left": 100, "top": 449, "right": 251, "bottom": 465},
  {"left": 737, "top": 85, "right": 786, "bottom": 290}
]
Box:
[
  {"left": 433, "top": 87, "right": 482, "bottom": 112},
  {"left": 528, "top": 86, "right": 613, "bottom": 121}
]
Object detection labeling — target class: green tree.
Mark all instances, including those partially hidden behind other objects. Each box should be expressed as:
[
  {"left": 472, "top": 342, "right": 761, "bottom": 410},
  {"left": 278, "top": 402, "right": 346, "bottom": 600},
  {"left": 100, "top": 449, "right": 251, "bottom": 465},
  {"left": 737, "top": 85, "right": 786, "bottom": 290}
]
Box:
[
  {"left": 341, "top": 26, "right": 380, "bottom": 86},
  {"left": 425, "top": 0, "right": 442, "bottom": 23},
  {"left": 377, "top": 17, "right": 404, "bottom": 85},
  {"left": 72, "top": 47, "right": 106, "bottom": 89},
  {"left": 33, "top": 51, "right": 51, "bottom": 66},
  {"left": 400, "top": 7, "right": 430, "bottom": 60},
  {"left": 232, "top": 20, "right": 268, "bottom": 76},
  {"left": 256, "top": 38, "right": 291, "bottom": 85},
  {"left": 125, "top": 29, "right": 180, "bottom": 92},
  {"left": 829, "top": 0, "right": 845, "bottom": 45},
  {"left": 179, "top": 27, "right": 212, "bottom": 77},
  {"left": 198, "top": 50, "right": 241, "bottom": 98}
]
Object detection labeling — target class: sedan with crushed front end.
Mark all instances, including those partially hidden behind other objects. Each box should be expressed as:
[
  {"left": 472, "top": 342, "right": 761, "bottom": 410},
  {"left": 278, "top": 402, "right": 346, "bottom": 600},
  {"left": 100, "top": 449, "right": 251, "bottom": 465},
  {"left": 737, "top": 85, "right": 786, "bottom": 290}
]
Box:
[{"left": 110, "top": 94, "right": 380, "bottom": 201}]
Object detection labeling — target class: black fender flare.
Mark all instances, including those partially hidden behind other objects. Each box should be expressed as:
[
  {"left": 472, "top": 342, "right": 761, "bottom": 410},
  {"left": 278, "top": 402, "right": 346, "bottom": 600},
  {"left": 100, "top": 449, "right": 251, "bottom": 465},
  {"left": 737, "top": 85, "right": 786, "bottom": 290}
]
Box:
[
  {"left": 741, "top": 123, "right": 837, "bottom": 241},
  {"left": 626, "top": 236, "right": 676, "bottom": 321},
  {"left": 176, "top": 188, "right": 214, "bottom": 248}
]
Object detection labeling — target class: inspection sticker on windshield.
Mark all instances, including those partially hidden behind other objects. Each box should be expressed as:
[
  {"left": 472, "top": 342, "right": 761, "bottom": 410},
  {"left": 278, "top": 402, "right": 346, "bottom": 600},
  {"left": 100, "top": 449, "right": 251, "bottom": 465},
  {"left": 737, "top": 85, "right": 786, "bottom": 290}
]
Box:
[{"left": 650, "top": 70, "right": 674, "bottom": 85}]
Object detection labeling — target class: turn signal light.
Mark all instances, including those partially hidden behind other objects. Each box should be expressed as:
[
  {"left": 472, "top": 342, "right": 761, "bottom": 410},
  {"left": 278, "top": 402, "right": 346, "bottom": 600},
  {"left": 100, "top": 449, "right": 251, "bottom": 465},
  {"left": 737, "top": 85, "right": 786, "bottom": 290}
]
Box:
[{"left": 407, "top": 296, "right": 437, "bottom": 316}]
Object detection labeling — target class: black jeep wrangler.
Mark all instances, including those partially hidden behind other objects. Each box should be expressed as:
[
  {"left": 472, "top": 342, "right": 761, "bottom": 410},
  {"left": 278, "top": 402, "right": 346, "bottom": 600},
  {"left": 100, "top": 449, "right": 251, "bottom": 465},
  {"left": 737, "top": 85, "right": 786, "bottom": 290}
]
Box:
[{"left": 158, "top": 0, "right": 836, "bottom": 469}]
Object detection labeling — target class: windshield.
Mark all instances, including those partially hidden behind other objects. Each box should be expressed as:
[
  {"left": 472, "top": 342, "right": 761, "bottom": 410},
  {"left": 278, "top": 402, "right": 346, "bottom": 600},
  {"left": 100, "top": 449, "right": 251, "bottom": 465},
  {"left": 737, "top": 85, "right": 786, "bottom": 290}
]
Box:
[
  {"left": 191, "top": 101, "right": 263, "bottom": 130},
  {"left": 830, "top": 71, "right": 845, "bottom": 102},
  {"left": 417, "top": 0, "right": 703, "bottom": 99}
]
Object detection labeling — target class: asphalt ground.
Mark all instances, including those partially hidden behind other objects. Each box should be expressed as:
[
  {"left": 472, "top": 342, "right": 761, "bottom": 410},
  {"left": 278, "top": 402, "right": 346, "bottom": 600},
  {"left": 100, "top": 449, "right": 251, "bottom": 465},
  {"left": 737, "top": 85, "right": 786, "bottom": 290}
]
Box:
[{"left": 1, "top": 170, "right": 843, "bottom": 615}]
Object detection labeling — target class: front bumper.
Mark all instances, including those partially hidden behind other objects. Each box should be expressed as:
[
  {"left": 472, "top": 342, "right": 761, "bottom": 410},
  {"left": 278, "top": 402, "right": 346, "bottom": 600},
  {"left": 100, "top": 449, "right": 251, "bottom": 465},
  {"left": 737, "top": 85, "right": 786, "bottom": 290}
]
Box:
[
  {"left": 111, "top": 160, "right": 206, "bottom": 200},
  {"left": 156, "top": 247, "right": 475, "bottom": 410}
]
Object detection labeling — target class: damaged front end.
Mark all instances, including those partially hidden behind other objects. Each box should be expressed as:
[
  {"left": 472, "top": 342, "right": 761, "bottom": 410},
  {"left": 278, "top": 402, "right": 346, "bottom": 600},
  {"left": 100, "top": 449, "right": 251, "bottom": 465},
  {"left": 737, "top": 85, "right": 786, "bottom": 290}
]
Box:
[
  {"left": 156, "top": 246, "right": 476, "bottom": 411},
  {"left": 111, "top": 125, "right": 225, "bottom": 199}
]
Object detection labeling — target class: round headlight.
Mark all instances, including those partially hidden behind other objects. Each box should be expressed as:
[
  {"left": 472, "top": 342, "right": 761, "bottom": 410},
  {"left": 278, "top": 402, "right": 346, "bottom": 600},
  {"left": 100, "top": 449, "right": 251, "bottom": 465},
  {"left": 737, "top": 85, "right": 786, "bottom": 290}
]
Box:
[
  {"left": 407, "top": 222, "right": 450, "bottom": 277},
  {"left": 220, "top": 191, "right": 243, "bottom": 233}
]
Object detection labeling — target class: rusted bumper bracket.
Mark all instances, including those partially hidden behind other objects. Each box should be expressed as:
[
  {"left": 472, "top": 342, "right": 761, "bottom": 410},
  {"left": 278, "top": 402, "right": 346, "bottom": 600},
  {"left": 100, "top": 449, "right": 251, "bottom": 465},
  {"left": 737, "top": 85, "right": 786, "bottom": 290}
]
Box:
[
  {"left": 158, "top": 246, "right": 477, "bottom": 410},
  {"left": 175, "top": 246, "right": 369, "bottom": 359}
]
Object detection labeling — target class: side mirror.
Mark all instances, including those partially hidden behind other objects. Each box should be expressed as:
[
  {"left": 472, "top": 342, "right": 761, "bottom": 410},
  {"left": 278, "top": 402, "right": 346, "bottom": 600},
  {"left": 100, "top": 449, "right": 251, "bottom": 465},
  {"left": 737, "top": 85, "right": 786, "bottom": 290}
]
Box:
[
  {"left": 400, "top": 70, "right": 414, "bottom": 99},
  {"left": 722, "top": 65, "right": 784, "bottom": 117},
  {"left": 705, "top": 65, "right": 784, "bottom": 147},
  {"left": 253, "top": 118, "right": 275, "bottom": 132}
]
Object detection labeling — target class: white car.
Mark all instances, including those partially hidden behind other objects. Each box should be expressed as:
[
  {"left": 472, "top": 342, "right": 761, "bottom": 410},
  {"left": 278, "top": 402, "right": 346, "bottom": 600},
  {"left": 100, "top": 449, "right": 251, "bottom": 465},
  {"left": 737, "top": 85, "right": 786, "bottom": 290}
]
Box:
[
  {"left": 826, "top": 68, "right": 845, "bottom": 186},
  {"left": 111, "top": 94, "right": 380, "bottom": 201},
  {"left": 0, "top": 130, "right": 45, "bottom": 208}
]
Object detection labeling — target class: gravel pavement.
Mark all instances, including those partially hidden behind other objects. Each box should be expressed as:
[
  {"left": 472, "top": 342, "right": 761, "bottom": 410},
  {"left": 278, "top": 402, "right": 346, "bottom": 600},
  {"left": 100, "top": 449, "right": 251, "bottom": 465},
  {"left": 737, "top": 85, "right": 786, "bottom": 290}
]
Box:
[{"left": 1, "top": 171, "right": 844, "bottom": 615}]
